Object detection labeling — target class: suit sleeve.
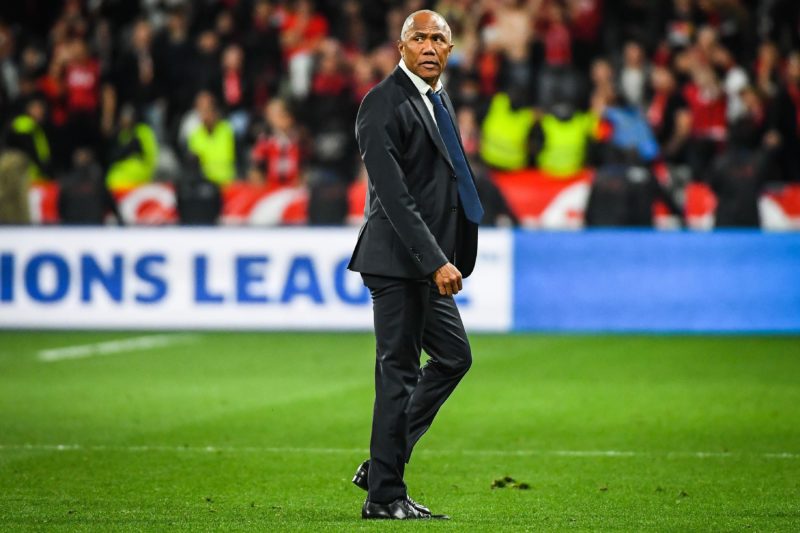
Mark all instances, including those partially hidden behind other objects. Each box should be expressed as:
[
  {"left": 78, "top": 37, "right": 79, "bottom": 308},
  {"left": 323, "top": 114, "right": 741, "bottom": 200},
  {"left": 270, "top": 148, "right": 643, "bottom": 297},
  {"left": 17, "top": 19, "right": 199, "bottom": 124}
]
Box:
[{"left": 356, "top": 90, "right": 449, "bottom": 277}]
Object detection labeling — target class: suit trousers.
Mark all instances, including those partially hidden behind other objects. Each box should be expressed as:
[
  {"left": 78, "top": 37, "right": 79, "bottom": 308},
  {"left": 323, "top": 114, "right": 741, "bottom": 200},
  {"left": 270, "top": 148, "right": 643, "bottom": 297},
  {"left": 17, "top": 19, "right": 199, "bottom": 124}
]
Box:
[{"left": 362, "top": 274, "right": 472, "bottom": 504}]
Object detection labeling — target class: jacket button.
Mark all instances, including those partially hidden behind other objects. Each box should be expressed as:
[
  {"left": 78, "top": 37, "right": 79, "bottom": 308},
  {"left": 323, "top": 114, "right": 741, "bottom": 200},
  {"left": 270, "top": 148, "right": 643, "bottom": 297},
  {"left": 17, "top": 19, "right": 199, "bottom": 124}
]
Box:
[
  {"left": 451, "top": 174, "right": 457, "bottom": 181},
  {"left": 450, "top": 206, "right": 457, "bottom": 213}
]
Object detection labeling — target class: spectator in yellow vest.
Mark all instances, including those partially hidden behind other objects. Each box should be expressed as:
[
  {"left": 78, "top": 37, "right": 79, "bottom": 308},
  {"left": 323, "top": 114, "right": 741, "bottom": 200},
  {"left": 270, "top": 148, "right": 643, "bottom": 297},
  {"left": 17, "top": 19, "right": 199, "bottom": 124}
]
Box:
[
  {"left": 187, "top": 91, "right": 236, "bottom": 186},
  {"left": 106, "top": 104, "right": 158, "bottom": 193},
  {"left": 479, "top": 89, "right": 536, "bottom": 171},
  {"left": 531, "top": 101, "right": 599, "bottom": 179},
  {"left": 4, "top": 96, "right": 52, "bottom": 180}
]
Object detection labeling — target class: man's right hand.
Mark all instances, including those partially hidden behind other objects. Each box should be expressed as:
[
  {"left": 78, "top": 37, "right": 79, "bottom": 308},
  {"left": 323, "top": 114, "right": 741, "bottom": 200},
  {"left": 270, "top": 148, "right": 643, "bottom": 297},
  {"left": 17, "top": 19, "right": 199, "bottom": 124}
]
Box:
[{"left": 433, "top": 262, "right": 462, "bottom": 296}]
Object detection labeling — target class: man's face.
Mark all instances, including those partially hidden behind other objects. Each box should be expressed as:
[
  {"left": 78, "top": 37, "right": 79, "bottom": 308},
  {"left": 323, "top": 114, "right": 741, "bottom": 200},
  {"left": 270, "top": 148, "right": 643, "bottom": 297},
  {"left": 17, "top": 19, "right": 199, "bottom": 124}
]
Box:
[
  {"left": 266, "top": 101, "right": 292, "bottom": 132},
  {"left": 196, "top": 94, "right": 217, "bottom": 127},
  {"left": 28, "top": 101, "right": 46, "bottom": 124},
  {"left": 398, "top": 13, "right": 453, "bottom": 85}
]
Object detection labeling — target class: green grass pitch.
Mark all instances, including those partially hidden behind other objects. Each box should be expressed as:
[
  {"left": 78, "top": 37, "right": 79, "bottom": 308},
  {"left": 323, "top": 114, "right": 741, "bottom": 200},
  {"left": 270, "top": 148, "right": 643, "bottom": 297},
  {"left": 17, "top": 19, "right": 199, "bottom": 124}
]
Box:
[{"left": 1, "top": 331, "right": 798, "bottom": 531}]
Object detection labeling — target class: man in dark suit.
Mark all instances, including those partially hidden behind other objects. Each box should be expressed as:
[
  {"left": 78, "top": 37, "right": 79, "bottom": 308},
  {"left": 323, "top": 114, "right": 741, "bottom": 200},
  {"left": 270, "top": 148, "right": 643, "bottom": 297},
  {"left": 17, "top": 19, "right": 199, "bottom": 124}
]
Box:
[{"left": 347, "top": 9, "right": 484, "bottom": 521}]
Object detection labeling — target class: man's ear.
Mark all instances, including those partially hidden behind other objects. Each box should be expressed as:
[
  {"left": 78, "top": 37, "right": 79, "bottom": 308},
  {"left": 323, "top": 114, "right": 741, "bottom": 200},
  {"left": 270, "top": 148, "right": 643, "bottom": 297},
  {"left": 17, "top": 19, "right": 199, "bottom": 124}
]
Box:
[{"left": 397, "top": 40, "right": 404, "bottom": 58}]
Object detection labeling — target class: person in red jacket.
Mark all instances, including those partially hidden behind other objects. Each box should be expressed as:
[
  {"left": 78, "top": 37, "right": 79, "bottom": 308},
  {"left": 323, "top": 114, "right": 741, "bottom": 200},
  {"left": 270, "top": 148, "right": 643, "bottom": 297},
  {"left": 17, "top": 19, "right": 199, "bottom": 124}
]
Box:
[
  {"left": 683, "top": 66, "right": 727, "bottom": 181},
  {"left": 248, "top": 98, "right": 306, "bottom": 188},
  {"left": 280, "top": 0, "right": 330, "bottom": 98},
  {"left": 62, "top": 38, "right": 102, "bottom": 164}
]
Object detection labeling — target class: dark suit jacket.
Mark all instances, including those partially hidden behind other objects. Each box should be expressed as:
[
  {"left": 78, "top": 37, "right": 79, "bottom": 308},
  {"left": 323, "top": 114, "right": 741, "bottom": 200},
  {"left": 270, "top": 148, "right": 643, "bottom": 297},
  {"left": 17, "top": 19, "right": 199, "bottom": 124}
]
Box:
[{"left": 348, "top": 67, "right": 479, "bottom": 280}]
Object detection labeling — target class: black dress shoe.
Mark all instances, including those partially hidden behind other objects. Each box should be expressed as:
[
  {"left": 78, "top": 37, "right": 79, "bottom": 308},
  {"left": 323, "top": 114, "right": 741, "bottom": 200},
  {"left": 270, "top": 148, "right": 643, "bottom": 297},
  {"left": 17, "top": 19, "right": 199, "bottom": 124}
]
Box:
[
  {"left": 352, "top": 460, "right": 369, "bottom": 491},
  {"left": 362, "top": 497, "right": 449, "bottom": 520},
  {"left": 352, "top": 460, "right": 442, "bottom": 517}
]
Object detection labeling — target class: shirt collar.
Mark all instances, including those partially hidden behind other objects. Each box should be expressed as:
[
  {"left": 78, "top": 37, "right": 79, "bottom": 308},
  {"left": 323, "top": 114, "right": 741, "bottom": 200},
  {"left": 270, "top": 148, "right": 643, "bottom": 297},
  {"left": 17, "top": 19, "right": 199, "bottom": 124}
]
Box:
[{"left": 399, "top": 59, "right": 443, "bottom": 95}]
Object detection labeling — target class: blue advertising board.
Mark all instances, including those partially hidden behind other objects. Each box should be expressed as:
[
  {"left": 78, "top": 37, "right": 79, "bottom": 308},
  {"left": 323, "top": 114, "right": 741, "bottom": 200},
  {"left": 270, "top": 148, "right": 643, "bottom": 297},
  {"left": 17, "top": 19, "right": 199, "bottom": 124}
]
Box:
[
  {"left": 513, "top": 231, "right": 800, "bottom": 332},
  {"left": 0, "top": 228, "right": 512, "bottom": 331},
  {"left": 1, "top": 228, "right": 798, "bottom": 333}
]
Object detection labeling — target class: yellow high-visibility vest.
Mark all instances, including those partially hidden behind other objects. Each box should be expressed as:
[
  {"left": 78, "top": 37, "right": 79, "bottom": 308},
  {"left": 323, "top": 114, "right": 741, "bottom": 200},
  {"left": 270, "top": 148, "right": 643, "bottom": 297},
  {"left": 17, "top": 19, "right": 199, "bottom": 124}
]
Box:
[
  {"left": 11, "top": 115, "right": 50, "bottom": 179},
  {"left": 536, "top": 112, "right": 598, "bottom": 178},
  {"left": 188, "top": 121, "right": 236, "bottom": 186},
  {"left": 480, "top": 93, "right": 535, "bottom": 171},
  {"left": 106, "top": 123, "right": 159, "bottom": 192}
]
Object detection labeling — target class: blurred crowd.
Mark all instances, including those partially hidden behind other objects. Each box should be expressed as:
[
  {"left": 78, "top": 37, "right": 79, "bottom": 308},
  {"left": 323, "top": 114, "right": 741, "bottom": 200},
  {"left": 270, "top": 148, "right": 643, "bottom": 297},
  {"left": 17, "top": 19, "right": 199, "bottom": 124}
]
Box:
[{"left": 1, "top": 0, "right": 799, "bottom": 226}]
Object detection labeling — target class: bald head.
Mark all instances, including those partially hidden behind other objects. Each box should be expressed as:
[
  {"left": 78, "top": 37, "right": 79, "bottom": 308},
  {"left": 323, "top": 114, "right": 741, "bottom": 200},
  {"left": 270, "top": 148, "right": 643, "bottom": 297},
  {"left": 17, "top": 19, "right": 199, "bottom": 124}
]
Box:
[
  {"left": 400, "top": 10, "right": 451, "bottom": 43},
  {"left": 398, "top": 10, "right": 453, "bottom": 88}
]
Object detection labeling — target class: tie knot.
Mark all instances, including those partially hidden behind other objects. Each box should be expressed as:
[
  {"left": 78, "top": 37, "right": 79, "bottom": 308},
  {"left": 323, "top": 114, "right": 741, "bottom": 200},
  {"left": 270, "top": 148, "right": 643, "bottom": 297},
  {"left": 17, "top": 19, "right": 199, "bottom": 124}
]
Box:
[{"left": 427, "top": 89, "right": 443, "bottom": 106}]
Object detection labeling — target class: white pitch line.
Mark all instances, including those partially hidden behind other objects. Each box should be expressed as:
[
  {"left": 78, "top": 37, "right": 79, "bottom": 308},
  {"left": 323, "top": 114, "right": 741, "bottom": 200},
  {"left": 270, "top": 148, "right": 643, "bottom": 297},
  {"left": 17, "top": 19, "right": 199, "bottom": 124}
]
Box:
[
  {"left": 0, "top": 443, "right": 796, "bottom": 459},
  {"left": 37, "top": 334, "right": 200, "bottom": 362}
]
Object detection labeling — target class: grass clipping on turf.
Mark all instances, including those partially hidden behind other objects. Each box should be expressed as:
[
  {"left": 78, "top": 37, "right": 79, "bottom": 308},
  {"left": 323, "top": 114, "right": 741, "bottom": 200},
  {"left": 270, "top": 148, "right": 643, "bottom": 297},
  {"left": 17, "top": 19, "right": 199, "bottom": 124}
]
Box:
[{"left": 491, "top": 476, "right": 530, "bottom": 490}]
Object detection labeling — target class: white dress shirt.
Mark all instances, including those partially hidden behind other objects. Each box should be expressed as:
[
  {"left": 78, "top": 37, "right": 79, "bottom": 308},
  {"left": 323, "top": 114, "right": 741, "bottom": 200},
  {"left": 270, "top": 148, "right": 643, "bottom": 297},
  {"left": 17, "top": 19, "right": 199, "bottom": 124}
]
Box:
[{"left": 398, "top": 59, "right": 443, "bottom": 124}]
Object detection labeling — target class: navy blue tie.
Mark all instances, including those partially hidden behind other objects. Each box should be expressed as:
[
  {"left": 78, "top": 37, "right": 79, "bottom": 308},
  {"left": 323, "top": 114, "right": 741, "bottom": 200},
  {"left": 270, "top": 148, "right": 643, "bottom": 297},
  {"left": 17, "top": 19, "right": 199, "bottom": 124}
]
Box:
[{"left": 427, "top": 90, "right": 484, "bottom": 224}]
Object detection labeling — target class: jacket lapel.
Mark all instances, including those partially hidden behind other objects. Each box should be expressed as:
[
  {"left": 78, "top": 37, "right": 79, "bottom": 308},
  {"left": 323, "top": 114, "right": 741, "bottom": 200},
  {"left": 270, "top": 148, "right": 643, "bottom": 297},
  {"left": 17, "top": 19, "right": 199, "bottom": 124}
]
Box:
[{"left": 392, "top": 68, "right": 454, "bottom": 170}]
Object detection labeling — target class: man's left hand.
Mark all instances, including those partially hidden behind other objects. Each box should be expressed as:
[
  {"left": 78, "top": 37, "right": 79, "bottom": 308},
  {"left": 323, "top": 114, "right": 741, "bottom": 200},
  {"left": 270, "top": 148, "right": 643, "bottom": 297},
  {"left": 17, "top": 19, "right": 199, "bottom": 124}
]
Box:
[{"left": 432, "top": 262, "right": 462, "bottom": 296}]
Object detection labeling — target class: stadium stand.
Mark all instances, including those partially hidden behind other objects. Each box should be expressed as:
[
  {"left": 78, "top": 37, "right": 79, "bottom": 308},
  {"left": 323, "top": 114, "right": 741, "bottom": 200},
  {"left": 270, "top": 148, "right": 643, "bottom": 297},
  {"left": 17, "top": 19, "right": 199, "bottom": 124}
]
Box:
[{"left": 0, "top": 0, "right": 799, "bottom": 229}]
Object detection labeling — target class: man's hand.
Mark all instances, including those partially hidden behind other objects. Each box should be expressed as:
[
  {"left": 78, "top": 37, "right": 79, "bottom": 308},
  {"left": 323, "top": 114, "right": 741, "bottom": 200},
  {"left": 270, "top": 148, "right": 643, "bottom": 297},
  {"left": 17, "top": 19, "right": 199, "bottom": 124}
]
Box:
[{"left": 433, "top": 262, "right": 462, "bottom": 296}]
